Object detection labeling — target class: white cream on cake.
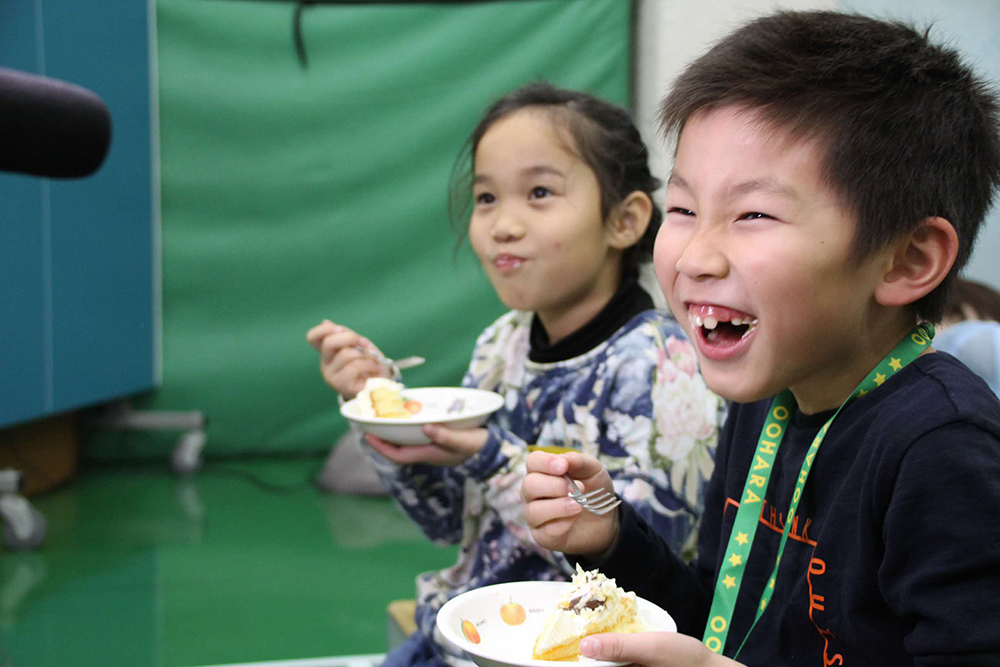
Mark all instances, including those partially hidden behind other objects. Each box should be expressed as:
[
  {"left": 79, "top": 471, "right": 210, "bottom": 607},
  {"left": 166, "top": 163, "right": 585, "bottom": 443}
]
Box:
[{"left": 532, "top": 565, "right": 646, "bottom": 661}]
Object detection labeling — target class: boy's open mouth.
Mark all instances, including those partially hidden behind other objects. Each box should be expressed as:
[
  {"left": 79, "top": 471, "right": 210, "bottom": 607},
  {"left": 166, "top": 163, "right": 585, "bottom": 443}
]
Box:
[{"left": 687, "top": 305, "right": 758, "bottom": 346}]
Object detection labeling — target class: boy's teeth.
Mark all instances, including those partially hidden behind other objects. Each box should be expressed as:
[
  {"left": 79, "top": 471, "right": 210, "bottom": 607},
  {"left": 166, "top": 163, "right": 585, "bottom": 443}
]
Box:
[{"left": 688, "top": 310, "right": 760, "bottom": 336}]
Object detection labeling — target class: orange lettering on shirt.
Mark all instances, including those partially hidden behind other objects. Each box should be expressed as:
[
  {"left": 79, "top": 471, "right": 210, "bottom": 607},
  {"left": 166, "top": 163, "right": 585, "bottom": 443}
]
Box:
[
  {"left": 824, "top": 644, "right": 844, "bottom": 666},
  {"left": 733, "top": 497, "right": 817, "bottom": 545},
  {"left": 807, "top": 556, "right": 844, "bottom": 666},
  {"left": 789, "top": 515, "right": 805, "bottom": 542}
]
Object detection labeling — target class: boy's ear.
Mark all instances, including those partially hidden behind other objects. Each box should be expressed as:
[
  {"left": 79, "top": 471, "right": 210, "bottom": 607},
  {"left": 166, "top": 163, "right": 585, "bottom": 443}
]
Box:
[
  {"left": 875, "top": 216, "right": 959, "bottom": 308},
  {"left": 607, "top": 191, "right": 653, "bottom": 250}
]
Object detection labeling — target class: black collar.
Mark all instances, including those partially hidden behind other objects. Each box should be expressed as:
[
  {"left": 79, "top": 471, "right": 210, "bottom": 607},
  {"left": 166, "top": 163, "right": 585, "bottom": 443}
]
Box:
[{"left": 528, "top": 272, "right": 654, "bottom": 363}]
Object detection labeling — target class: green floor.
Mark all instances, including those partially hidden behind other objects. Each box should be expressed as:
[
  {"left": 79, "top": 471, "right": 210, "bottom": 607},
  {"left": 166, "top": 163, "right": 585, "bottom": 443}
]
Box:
[{"left": 0, "top": 458, "right": 458, "bottom": 667}]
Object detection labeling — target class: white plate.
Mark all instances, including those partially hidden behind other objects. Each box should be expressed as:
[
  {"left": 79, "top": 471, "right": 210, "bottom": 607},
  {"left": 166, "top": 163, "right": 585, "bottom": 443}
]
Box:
[
  {"left": 340, "top": 387, "right": 504, "bottom": 445},
  {"left": 436, "top": 580, "right": 677, "bottom": 667}
]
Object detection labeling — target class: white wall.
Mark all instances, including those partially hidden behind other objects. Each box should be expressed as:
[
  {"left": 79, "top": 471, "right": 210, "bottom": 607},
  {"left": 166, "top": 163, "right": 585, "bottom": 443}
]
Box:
[
  {"left": 633, "top": 0, "right": 836, "bottom": 199},
  {"left": 634, "top": 0, "right": 999, "bottom": 291}
]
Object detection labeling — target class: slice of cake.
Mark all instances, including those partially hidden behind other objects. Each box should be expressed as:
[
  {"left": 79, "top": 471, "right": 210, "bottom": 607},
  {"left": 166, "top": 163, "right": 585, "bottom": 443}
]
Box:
[
  {"left": 354, "top": 377, "right": 421, "bottom": 419},
  {"left": 532, "top": 565, "right": 646, "bottom": 661},
  {"left": 370, "top": 386, "right": 410, "bottom": 418}
]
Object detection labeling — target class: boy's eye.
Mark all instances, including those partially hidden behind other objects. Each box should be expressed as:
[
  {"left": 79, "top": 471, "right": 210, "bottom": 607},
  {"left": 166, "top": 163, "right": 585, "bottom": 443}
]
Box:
[
  {"left": 738, "top": 211, "right": 772, "bottom": 221},
  {"left": 668, "top": 207, "right": 695, "bottom": 216},
  {"left": 529, "top": 186, "right": 552, "bottom": 199},
  {"left": 475, "top": 192, "right": 495, "bottom": 205}
]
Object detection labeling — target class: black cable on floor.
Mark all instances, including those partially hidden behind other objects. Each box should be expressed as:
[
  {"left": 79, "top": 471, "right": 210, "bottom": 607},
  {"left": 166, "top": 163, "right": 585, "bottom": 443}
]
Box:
[
  {"left": 194, "top": 462, "right": 319, "bottom": 495},
  {"left": 79, "top": 450, "right": 328, "bottom": 496}
]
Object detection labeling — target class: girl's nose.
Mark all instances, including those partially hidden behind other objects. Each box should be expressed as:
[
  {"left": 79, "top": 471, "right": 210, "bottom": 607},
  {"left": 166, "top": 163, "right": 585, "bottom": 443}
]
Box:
[
  {"left": 491, "top": 210, "right": 525, "bottom": 242},
  {"left": 674, "top": 225, "right": 728, "bottom": 280}
]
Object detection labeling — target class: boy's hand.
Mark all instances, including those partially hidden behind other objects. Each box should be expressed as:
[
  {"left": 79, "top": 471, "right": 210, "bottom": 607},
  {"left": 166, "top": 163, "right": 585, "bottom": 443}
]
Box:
[
  {"left": 306, "top": 319, "right": 387, "bottom": 399},
  {"left": 364, "top": 425, "right": 489, "bottom": 466},
  {"left": 579, "top": 632, "right": 744, "bottom": 667},
  {"left": 521, "top": 451, "right": 620, "bottom": 558}
]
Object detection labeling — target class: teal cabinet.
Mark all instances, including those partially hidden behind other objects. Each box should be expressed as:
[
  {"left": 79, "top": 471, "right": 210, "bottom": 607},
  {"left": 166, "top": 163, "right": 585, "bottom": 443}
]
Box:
[{"left": 0, "top": 1, "right": 159, "bottom": 427}]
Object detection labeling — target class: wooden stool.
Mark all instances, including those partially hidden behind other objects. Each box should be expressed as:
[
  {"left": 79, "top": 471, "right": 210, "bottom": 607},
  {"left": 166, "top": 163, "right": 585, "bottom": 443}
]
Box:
[{"left": 386, "top": 599, "right": 417, "bottom": 651}]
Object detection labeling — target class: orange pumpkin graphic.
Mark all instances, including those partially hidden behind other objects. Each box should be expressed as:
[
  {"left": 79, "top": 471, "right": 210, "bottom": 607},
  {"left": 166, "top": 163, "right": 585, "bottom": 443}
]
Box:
[
  {"left": 500, "top": 598, "right": 526, "bottom": 625},
  {"left": 462, "top": 619, "right": 481, "bottom": 644}
]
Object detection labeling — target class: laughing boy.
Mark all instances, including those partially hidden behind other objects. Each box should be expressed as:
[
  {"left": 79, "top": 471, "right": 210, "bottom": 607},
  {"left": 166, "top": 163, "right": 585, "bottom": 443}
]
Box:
[{"left": 521, "top": 10, "right": 1000, "bottom": 666}]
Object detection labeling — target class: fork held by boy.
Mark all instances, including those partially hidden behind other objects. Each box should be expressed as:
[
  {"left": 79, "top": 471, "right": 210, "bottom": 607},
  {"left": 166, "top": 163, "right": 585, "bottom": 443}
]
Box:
[{"left": 563, "top": 474, "right": 621, "bottom": 515}]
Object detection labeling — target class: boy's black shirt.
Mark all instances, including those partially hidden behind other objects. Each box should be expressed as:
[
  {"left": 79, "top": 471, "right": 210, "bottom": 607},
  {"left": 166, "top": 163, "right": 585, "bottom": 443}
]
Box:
[{"left": 599, "top": 352, "right": 1000, "bottom": 666}]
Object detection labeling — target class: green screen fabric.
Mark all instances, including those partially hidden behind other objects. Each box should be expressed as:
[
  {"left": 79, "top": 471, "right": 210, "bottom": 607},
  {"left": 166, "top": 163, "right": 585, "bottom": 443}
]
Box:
[{"left": 87, "top": 0, "right": 632, "bottom": 459}]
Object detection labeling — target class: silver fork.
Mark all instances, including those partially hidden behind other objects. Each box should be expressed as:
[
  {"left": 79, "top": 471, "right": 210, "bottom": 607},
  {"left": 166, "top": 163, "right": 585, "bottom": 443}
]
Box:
[
  {"left": 353, "top": 346, "right": 426, "bottom": 377},
  {"left": 563, "top": 474, "right": 621, "bottom": 515}
]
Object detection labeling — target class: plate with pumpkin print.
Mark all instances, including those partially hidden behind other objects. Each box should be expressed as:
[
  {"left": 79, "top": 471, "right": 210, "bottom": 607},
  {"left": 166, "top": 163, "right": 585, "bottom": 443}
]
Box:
[{"left": 436, "top": 580, "right": 676, "bottom": 667}]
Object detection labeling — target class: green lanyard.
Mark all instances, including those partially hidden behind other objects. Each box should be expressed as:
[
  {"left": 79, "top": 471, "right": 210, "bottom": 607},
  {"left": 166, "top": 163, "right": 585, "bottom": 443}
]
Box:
[{"left": 702, "top": 324, "right": 934, "bottom": 658}]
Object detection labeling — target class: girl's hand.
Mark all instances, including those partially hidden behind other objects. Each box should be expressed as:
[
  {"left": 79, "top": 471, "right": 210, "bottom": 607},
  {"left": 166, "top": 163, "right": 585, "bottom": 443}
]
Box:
[
  {"left": 521, "top": 451, "right": 620, "bottom": 558},
  {"left": 364, "top": 425, "right": 489, "bottom": 466},
  {"left": 306, "top": 319, "right": 387, "bottom": 399},
  {"left": 579, "top": 632, "right": 744, "bottom": 667}
]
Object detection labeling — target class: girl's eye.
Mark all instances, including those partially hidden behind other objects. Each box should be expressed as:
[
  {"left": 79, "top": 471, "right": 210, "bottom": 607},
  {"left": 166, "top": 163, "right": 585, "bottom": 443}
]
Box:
[
  {"left": 475, "top": 192, "right": 495, "bottom": 205},
  {"left": 667, "top": 207, "right": 695, "bottom": 216},
  {"left": 738, "top": 211, "right": 772, "bottom": 221},
  {"left": 529, "top": 186, "right": 551, "bottom": 199}
]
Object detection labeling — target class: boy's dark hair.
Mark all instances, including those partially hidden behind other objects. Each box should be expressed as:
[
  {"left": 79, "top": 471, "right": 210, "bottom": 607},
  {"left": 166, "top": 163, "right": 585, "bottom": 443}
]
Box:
[
  {"left": 659, "top": 10, "right": 1000, "bottom": 322},
  {"left": 450, "top": 81, "right": 663, "bottom": 278}
]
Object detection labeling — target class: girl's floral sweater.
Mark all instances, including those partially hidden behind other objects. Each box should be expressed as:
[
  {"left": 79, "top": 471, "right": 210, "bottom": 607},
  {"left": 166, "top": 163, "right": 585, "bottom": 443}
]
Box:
[{"left": 367, "top": 308, "right": 723, "bottom": 662}]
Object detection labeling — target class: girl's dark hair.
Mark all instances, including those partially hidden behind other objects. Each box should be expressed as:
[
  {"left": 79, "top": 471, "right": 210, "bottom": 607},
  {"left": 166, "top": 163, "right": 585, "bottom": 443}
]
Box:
[
  {"left": 659, "top": 11, "right": 1000, "bottom": 322},
  {"left": 944, "top": 279, "right": 1000, "bottom": 324},
  {"left": 449, "top": 81, "right": 662, "bottom": 277}
]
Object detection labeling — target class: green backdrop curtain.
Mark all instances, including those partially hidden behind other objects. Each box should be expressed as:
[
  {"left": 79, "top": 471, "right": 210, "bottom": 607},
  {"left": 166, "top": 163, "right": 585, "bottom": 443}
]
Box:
[{"left": 86, "top": 0, "right": 633, "bottom": 459}]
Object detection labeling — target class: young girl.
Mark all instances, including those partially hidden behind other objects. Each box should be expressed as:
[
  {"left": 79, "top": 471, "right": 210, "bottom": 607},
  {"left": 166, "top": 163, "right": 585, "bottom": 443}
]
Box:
[{"left": 306, "top": 82, "right": 722, "bottom": 667}]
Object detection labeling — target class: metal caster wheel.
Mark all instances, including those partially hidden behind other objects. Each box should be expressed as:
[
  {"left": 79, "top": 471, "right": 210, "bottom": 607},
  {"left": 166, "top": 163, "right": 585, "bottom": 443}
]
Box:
[{"left": 0, "top": 494, "right": 47, "bottom": 551}]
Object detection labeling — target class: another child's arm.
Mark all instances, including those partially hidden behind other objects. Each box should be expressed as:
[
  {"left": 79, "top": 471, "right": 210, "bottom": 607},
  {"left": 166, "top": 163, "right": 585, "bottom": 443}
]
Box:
[{"left": 305, "top": 319, "right": 387, "bottom": 399}]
